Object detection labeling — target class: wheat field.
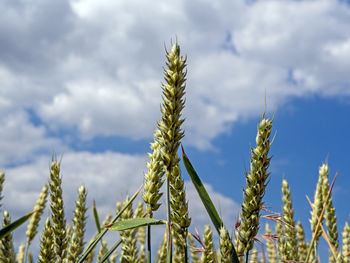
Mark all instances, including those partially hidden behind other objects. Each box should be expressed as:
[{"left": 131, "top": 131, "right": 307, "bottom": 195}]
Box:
[{"left": 0, "top": 41, "right": 348, "bottom": 263}]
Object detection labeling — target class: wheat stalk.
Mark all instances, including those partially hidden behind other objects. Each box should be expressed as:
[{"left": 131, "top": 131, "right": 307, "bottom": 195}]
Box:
[
  {"left": 49, "top": 159, "right": 67, "bottom": 261},
  {"left": 67, "top": 185, "right": 88, "bottom": 262},
  {"left": 170, "top": 164, "right": 191, "bottom": 262},
  {"left": 25, "top": 183, "right": 48, "bottom": 262},
  {"left": 321, "top": 164, "right": 340, "bottom": 263},
  {"left": 281, "top": 179, "right": 298, "bottom": 261},
  {"left": 0, "top": 172, "right": 4, "bottom": 210},
  {"left": 309, "top": 163, "right": 326, "bottom": 260},
  {"left": 157, "top": 40, "right": 187, "bottom": 262},
  {"left": 236, "top": 114, "right": 273, "bottom": 260}
]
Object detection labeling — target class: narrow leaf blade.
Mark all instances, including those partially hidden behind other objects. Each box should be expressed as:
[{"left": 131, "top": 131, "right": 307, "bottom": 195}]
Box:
[
  {"left": 0, "top": 210, "right": 35, "bottom": 240},
  {"left": 182, "top": 146, "right": 223, "bottom": 233},
  {"left": 97, "top": 240, "right": 122, "bottom": 263},
  {"left": 93, "top": 200, "right": 102, "bottom": 233},
  {"left": 106, "top": 218, "right": 165, "bottom": 231},
  {"left": 182, "top": 145, "right": 240, "bottom": 263}
]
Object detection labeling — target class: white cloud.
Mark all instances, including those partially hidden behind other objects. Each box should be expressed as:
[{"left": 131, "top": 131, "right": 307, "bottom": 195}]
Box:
[
  {"left": 0, "top": 110, "right": 61, "bottom": 168},
  {"left": 1, "top": 0, "right": 350, "bottom": 151}
]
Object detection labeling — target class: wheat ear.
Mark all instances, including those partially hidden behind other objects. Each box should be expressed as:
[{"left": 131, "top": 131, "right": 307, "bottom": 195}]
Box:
[
  {"left": 67, "top": 185, "right": 88, "bottom": 261},
  {"left": 188, "top": 233, "right": 200, "bottom": 263},
  {"left": 119, "top": 196, "right": 139, "bottom": 262},
  {"left": 342, "top": 222, "right": 350, "bottom": 263},
  {"left": 38, "top": 217, "right": 54, "bottom": 263},
  {"left": 16, "top": 243, "right": 25, "bottom": 263},
  {"left": 296, "top": 221, "right": 308, "bottom": 262},
  {"left": 155, "top": 231, "right": 168, "bottom": 263},
  {"left": 25, "top": 183, "right": 48, "bottom": 261},
  {"left": 321, "top": 164, "right": 340, "bottom": 263},
  {"left": 49, "top": 159, "right": 67, "bottom": 261},
  {"left": 249, "top": 248, "right": 258, "bottom": 263},
  {"left": 309, "top": 163, "right": 326, "bottom": 259},
  {"left": 157, "top": 40, "right": 187, "bottom": 262},
  {"left": 265, "top": 224, "right": 277, "bottom": 263},
  {"left": 0, "top": 210, "right": 16, "bottom": 263},
  {"left": 170, "top": 164, "right": 191, "bottom": 262},
  {"left": 275, "top": 220, "right": 286, "bottom": 261},
  {"left": 219, "top": 226, "right": 233, "bottom": 263},
  {"left": 236, "top": 115, "right": 273, "bottom": 260},
  {"left": 201, "top": 224, "right": 216, "bottom": 263},
  {"left": 134, "top": 202, "right": 146, "bottom": 263},
  {"left": 281, "top": 179, "right": 298, "bottom": 260}
]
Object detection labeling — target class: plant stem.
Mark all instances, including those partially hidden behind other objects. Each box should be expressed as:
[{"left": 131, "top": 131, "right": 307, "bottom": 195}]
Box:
[
  {"left": 166, "top": 172, "right": 172, "bottom": 263},
  {"left": 147, "top": 214, "right": 152, "bottom": 263}
]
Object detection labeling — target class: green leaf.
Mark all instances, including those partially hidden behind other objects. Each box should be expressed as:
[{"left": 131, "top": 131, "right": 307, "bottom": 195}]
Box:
[
  {"left": 77, "top": 184, "right": 143, "bottom": 263},
  {"left": 96, "top": 239, "right": 122, "bottom": 263},
  {"left": 106, "top": 217, "right": 165, "bottom": 231},
  {"left": 0, "top": 210, "right": 35, "bottom": 240},
  {"left": 181, "top": 145, "right": 223, "bottom": 234},
  {"left": 93, "top": 200, "right": 102, "bottom": 233},
  {"left": 181, "top": 145, "right": 240, "bottom": 263}
]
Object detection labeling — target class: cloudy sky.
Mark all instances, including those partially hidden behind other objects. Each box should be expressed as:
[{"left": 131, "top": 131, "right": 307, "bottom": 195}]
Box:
[{"left": 1, "top": 0, "right": 350, "bottom": 260}]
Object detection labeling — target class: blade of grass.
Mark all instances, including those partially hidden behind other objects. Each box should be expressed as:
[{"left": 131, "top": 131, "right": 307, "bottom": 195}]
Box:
[
  {"left": 97, "top": 239, "right": 122, "bottom": 263},
  {"left": 106, "top": 218, "right": 166, "bottom": 231},
  {"left": 93, "top": 200, "right": 102, "bottom": 233},
  {"left": 93, "top": 201, "right": 111, "bottom": 263},
  {"left": 181, "top": 145, "right": 239, "bottom": 263},
  {"left": 0, "top": 210, "right": 35, "bottom": 240},
  {"left": 77, "top": 184, "right": 143, "bottom": 263},
  {"left": 305, "top": 172, "right": 338, "bottom": 262},
  {"left": 181, "top": 145, "right": 223, "bottom": 233}
]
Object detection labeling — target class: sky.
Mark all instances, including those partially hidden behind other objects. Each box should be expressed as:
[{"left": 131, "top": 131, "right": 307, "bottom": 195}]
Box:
[{"left": 1, "top": 0, "right": 350, "bottom": 260}]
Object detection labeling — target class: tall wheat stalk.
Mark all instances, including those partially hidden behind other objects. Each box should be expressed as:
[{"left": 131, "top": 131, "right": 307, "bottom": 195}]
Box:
[
  {"left": 49, "top": 159, "right": 67, "bottom": 261},
  {"left": 157, "top": 40, "right": 187, "bottom": 262},
  {"left": 236, "top": 114, "right": 273, "bottom": 262}
]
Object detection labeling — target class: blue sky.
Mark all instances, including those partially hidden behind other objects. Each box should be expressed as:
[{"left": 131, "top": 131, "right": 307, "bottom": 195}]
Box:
[{"left": 1, "top": 0, "right": 350, "bottom": 260}]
